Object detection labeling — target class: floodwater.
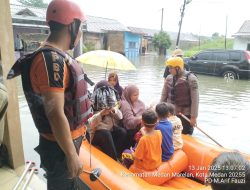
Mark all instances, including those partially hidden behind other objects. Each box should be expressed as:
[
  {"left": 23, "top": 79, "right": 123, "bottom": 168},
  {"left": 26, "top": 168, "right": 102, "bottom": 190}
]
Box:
[{"left": 18, "top": 54, "right": 250, "bottom": 174}]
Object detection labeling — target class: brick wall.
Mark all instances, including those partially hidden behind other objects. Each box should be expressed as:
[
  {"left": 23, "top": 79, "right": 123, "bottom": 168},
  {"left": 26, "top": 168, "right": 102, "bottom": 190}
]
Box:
[{"left": 107, "top": 32, "right": 124, "bottom": 53}]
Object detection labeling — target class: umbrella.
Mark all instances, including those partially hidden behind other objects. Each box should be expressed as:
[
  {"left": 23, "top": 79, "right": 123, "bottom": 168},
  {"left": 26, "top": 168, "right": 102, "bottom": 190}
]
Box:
[{"left": 76, "top": 50, "right": 136, "bottom": 77}]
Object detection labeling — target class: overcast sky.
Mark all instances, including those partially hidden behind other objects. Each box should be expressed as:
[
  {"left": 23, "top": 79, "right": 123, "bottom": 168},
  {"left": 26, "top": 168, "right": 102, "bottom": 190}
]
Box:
[
  {"left": 12, "top": 0, "right": 250, "bottom": 37},
  {"left": 78, "top": 0, "right": 250, "bottom": 37}
]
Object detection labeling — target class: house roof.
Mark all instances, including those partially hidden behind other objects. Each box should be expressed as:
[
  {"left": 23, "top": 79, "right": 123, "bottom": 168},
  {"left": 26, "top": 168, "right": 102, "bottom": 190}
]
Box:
[
  {"left": 128, "top": 27, "right": 159, "bottom": 36},
  {"left": 9, "top": 4, "right": 198, "bottom": 42},
  {"left": 10, "top": 4, "right": 129, "bottom": 33},
  {"left": 128, "top": 26, "right": 198, "bottom": 42},
  {"left": 233, "top": 20, "right": 250, "bottom": 37},
  {"left": 12, "top": 22, "right": 48, "bottom": 29},
  {"left": 11, "top": 3, "right": 46, "bottom": 19},
  {"left": 86, "top": 15, "right": 129, "bottom": 33},
  {"left": 168, "top": 32, "right": 199, "bottom": 42}
]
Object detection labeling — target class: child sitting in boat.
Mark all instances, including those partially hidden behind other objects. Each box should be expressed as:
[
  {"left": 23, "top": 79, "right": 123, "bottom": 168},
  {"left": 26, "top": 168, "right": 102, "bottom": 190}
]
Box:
[
  {"left": 155, "top": 102, "right": 174, "bottom": 161},
  {"left": 165, "top": 103, "right": 183, "bottom": 150},
  {"left": 122, "top": 109, "right": 162, "bottom": 170},
  {"left": 108, "top": 72, "right": 123, "bottom": 98},
  {"left": 133, "top": 103, "right": 183, "bottom": 152},
  {"left": 88, "top": 80, "right": 127, "bottom": 160}
]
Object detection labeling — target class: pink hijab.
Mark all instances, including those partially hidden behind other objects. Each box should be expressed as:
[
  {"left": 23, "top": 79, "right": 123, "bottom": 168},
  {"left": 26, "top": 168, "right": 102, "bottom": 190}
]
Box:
[{"left": 121, "top": 85, "right": 145, "bottom": 129}]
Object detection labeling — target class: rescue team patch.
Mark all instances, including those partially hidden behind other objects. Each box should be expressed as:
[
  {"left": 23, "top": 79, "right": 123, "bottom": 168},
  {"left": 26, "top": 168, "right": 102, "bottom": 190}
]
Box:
[{"left": 42, "top": 51, "right": 65, "bottom": 88}]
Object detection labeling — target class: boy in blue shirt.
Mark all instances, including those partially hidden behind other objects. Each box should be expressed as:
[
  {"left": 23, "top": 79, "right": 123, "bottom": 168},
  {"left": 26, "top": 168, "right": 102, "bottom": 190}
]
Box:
[{"left": 155, "top": 102, "right": 174, "bottom": 161}]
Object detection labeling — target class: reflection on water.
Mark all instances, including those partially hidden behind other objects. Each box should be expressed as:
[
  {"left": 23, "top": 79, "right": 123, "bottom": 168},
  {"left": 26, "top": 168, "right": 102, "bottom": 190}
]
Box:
[
  {"left": 197, "top": 76, "right": 250, "bottom": 153},
  {"left": 18, "top": 54, "right": 250, "bottom": 167}
]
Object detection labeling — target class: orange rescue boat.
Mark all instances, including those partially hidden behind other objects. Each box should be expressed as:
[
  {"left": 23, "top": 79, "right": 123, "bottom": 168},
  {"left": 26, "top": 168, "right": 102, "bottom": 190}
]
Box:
[{"left": 78, "top": 135, "right": 250, "bottom": 190}]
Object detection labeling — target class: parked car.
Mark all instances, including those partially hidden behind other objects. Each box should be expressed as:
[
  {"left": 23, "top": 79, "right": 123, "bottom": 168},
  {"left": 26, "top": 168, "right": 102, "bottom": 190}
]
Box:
[{"left": 187, "top": 50, "right": 250, "bottom": 80}]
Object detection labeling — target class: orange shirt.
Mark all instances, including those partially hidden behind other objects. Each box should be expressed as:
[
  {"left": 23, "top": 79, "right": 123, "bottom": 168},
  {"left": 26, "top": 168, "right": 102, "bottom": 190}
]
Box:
[
  {"left": 133, "top": 130, "right": 162, "bottom": 170},
  {"left": 30, "top": 51, "right": 70, "bottom": 94},
  {"left": 29, "top": 49, "right": 85, "bottom": 140}
]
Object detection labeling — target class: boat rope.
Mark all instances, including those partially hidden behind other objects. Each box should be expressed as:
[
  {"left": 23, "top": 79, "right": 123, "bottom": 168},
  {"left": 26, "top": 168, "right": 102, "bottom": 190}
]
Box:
[{"left": 89, "top": 135, "right": 92, "bottom": 168}]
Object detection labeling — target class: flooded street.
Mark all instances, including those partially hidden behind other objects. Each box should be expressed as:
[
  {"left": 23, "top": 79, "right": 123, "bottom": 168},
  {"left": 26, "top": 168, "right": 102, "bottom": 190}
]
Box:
[{"left": 18, "top": 54, "right": 250, "bottom": 170}]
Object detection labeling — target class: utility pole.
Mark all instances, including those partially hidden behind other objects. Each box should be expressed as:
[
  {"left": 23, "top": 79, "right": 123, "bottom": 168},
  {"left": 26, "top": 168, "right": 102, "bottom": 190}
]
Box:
[
  {"left": 224, "top": 15, "right": 228, "bottom": 50},
  {"left": 176, "top": 0, "right": 192, "bottom": 48},
  {"left": 161, "top": 8, "right": 164, "bottom": 31},
  {"left": 198, "top": 25, "right": 201, "bottom": 50}
]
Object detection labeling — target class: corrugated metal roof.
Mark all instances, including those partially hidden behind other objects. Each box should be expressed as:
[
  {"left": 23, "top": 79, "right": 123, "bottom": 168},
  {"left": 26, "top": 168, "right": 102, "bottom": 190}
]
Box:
[
  {"left": 237, "top": 20, "right": 250, "bottom": 33},
  {"left": 10, "top": 3, "right": 46, "bottom": 19},
  {"left": 128, "top": 27, "right": 159, "bottom": 36},
  {"left": 86, "top": 15, "right": 129, "bottom": 33},
  {"left": 128, "top": 27, "right": 198, "bottom": 42},
  {"left": 12, "top": 14, "right": 45, "bottom": 21},
  {"left": 10, "top": 4, "right": 129, "bottom": 33},
  {"left": 233, "top": 20, "right": 250, "bottom": 37},
  {"left": 9, "top": 4, "right": 198, "bottom": 42},
  {"left": 168, "top": 32, "right": 199, "bottom": 42},
  {"left": 13, "top": 23, "right": 48, "bottom": 28}
]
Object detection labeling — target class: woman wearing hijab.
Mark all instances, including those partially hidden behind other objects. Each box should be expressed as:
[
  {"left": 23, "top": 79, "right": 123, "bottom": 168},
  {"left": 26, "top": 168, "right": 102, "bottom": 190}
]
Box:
[
  {"left": 89, "top": 80, "right": 127, "bottom": 160},
  {"left": 108, "top": 72, "right": 123, "bottom": 98},
  {"left": 120, "top": 84, "right": 145, "bottom": 149}
]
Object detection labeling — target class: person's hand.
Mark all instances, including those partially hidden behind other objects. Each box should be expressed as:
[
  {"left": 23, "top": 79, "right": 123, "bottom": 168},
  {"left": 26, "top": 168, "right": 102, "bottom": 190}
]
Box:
[
  {"left": 66, "top": 153, "right": 83, "bottom": 178},
  {"left": 100, "top": 108, "right": 112, "bottom": 116},
  {"left": 190, "top": 117, "right": 197, "bottom": 127},
  {"left": 147, "top": 100, "right": 157, "bottom": 110},
  {"left": 134, "top": 131, "right": 143, "bottom": 143},
  {"left": 109, "top": 107, "right": 116, "bottom": 116}
]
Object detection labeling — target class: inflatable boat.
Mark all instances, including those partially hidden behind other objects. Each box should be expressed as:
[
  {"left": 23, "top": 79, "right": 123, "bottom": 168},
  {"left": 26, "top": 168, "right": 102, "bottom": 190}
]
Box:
[{"left": 78, "top": 135, "right": 250, "bottom": 190}]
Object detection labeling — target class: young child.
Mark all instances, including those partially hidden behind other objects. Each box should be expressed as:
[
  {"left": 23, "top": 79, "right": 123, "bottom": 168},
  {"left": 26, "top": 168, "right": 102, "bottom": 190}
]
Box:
[
  {"left": 166, "top": 103, "right": 183, "bottom": 150},
  {"left": 122, "top": 109, "right": 162, "bottom": 170},
  {"left": 155, "top": 102, "right": 174, "bottom": 161}
]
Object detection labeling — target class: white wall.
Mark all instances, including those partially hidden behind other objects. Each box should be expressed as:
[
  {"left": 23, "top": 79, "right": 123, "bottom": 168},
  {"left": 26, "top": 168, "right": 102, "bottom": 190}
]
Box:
[{"left": 233, "top": 37, "right": 250, "bottom": 50}]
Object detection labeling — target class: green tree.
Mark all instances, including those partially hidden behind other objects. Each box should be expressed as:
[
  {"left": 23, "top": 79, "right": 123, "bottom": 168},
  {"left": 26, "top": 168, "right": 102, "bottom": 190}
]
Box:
[
  {"left": 212, "top": 32, "right": 220, "bottom": 39},
  {"left": 83, "top": 42, "right": 95, "bottom": 53},
  {"left": 152, "top": 31, "right": 171, "bottom": 55},
  {"left": 185, "top": 37, "right": 233, "bottom": 57},
  {"left": 17, "top": 0, "right": 48, "bottom": 8}
]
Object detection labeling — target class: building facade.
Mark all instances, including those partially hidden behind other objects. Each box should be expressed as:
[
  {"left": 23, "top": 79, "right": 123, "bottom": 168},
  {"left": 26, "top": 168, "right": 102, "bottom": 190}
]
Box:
[
  {"left": 233, "top": 20, "right": 250, "bottom": 50},
  {"left": 10, "top": 4, "right": 198, "bottom": 58}
]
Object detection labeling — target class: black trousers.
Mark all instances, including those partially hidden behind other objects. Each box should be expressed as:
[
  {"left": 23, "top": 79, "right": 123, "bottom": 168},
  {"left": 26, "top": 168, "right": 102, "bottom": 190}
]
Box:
[
  {"left": 91, "top": 127, "right": 127, "bottom": 160},
  {"left": 177, "top": 114, "right": 194, "bottom": 135},
  {"left": 123, "top": 128, "right": 139, "bottom": 150},
  {"left": 35, "top": 136, "right": 90, "bottom": 190}
]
